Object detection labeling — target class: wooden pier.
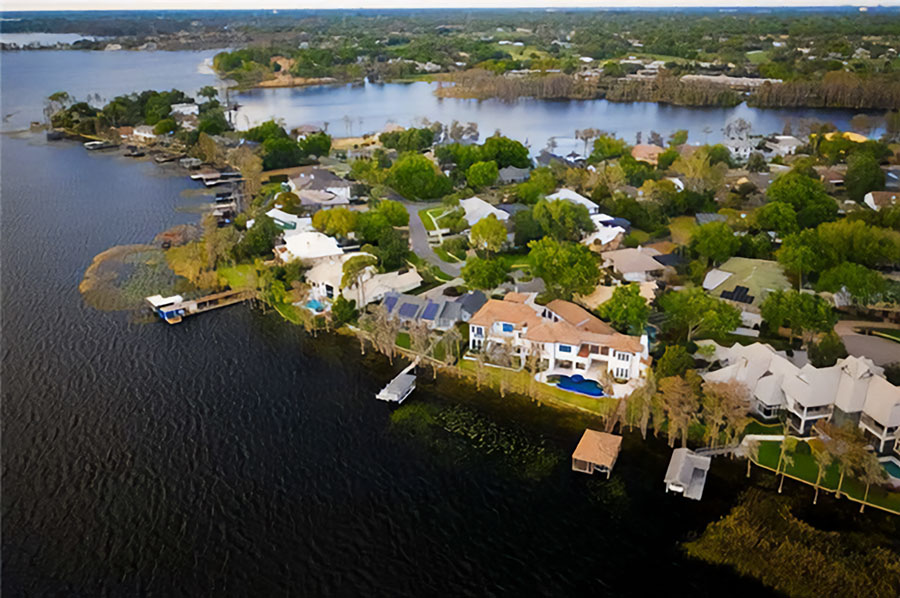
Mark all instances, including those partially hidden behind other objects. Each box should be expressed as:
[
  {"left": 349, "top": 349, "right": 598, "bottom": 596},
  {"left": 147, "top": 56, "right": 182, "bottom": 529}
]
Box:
[
  {"left": 376, "top": 359, "right": 419, "bottom": 403},
  {"left": 146, "top": 290, "right": 254, "bottom": 324}
]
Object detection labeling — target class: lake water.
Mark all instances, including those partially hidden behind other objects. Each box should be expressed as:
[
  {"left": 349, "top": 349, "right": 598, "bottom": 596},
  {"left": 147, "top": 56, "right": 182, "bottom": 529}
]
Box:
[
  {"left": 1, "top": 50, "right": 870, "bottom": 153},
  {"left": 0, "top": 49, "right": 889, "bottom": 596}
]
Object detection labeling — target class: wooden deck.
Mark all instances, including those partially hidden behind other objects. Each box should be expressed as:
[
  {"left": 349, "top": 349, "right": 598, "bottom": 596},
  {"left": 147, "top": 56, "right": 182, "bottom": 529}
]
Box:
[{"left": 150, "top": 289, "right": 255, "bottom": 324}]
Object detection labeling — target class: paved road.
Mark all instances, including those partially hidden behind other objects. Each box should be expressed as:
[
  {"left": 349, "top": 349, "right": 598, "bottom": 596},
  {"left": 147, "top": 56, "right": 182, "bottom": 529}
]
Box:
[
  {"left": 401, "top": 200, "right": 463, "bottom": 278},
  {"left": 833, "top": 320, "right": 900, "bottom": 366}
]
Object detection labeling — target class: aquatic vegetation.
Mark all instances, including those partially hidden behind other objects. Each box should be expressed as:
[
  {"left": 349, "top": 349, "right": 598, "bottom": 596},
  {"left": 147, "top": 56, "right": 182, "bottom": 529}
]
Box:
[
  {"left": 391, "top": 402, "right": 561, "bottom": 481},
  {"left": 684, "top": 489, "right": 900, "bottom": 598},
  {"left": 80, "top": 244, "right": 190, "bottom": 311}
]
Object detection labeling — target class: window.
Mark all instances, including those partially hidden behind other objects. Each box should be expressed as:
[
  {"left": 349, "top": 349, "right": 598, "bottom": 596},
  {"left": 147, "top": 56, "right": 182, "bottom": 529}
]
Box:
[
  {"left": 558, "top": 344, "right": 572, "bottom": 353},
  {"left": 615, "top": 351, "right": 631, "bottom": 362},
  {"left": 501, "top": 323, "right": 514, "bottom": 333},
  {"left": 472, "top": 326, "right": 483, "bottom": 338},
  {"left": 600, "top": 347, "right": 609, "bottom": 356},
  {"left": 325, "top": 284, "right": 334, "bottom": 299},
  {"left": 614, "top": 367, "right": 629, "bottom": 379}
]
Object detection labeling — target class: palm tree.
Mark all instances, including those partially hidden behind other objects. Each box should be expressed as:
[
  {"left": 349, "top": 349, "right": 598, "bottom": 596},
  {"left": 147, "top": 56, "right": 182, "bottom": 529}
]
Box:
[
  {"left": 811, "top": 443, "right": 834, "bottom": 505},
  {"left": 777, "top": 437, "right": 799, "bottom": 494},
  {"left": 745, "top": 439, "right": 760, "bottom": 478},
  {"left": 342, "top": 255, "right": 378, "bottom": 307},
  {"left": 858, "top": 452, "right": 887, "bottom": 513}
]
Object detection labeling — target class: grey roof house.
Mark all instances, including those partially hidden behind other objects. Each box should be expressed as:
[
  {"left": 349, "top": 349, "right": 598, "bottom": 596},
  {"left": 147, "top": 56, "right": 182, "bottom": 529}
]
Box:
[{"left": 664, "top": 448, "right": 712, "bottom": 501}]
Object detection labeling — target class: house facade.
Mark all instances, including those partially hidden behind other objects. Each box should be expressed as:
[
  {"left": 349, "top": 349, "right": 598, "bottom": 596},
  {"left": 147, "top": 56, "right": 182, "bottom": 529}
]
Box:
[
  {"left": 702, "top": 342, "right": 900, "bottom": 452},
  {"left": 468, "top": 293, "right": 649, "bottom": 396}
]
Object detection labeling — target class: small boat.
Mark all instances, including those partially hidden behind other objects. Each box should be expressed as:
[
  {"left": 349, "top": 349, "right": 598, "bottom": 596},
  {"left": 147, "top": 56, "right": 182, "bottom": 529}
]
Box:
[
  {"left": 46, "top": 130, "right": 65, "bottom": 141},
  {"left": 124, "top": 146, "right": 146, "bottom": 158},
  {"left": 84, "top": 140, "right": 117, "bottom": 151}
]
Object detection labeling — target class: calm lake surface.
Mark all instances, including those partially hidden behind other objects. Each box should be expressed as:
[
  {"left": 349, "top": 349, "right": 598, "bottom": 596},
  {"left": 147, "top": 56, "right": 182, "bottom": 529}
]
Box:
[
  {"left": 0, "top": 49, "right": 884, "bottom": 596},
  {"left": 1, "top": 50, "right": 869, "bottom": 151}
]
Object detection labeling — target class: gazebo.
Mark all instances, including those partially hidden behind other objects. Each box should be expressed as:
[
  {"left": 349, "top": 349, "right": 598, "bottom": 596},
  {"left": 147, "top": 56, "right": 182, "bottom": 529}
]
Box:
[{"left": 572, "top": 430, "right": 622, "bottom": 478}]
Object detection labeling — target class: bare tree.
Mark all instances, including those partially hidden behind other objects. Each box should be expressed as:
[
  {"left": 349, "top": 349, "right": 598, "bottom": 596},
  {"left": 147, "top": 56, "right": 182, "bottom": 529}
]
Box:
[
  {"left": 408, "top": 320, "right": 434, "bottom": 377},
  {"left": 745, "top": 438, "right": 760, "bottom": 477},
  {"left": 777, "top": 435, "right": 799, "bottom": 494}
]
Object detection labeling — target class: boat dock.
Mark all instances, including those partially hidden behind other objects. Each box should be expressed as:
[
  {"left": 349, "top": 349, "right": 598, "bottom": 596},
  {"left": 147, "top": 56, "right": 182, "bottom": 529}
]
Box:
[
  {"left": 145, "top": 290, "right": 254, "bottom": 324},
  {"left": 376, "top": 359, "right": 419, "bottom": 403}
]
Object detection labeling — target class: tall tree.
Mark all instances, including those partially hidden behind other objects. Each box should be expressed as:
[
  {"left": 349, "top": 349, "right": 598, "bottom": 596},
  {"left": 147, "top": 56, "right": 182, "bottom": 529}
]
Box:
[
  {"left": 527, "top": 238, "right": 600, "bottom": 300},
  {"left": 597, "top": 283, "right": 649, "bottom": 334},
  {"left": 658, "top": 375, "right": 699, "bottom": 447},
  {"left": 470, "top": 214, "right": 508, "bottom": 254},
  {"left": 658, "top": 288, "right": 741, "bottom": 342},
  {"left": 845, "top": 152, "right": 885, "bottom": 203},
  {"left": 691, "top": 221, "right": 740, "bottom": 265}
]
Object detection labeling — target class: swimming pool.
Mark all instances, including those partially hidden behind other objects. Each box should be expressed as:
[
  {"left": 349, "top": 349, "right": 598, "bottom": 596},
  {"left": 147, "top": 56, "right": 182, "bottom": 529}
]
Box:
[
  {"left": 882, "top": 458, "right": 900, "bottom": 480},
  {"left": 306, "top": 299, "right": 325, "bottom": 312},
  {"left": 556, "top": 374, "right": 605, "bottom": 397}
]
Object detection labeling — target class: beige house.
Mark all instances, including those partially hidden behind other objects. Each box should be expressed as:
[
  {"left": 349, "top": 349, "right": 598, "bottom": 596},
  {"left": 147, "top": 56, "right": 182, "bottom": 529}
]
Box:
[
  {"left": 468, "top": 293, "right": 650, "bottom": 398},
  {"left": 601, "top": 247, "right": 665, "bottom": 282}
]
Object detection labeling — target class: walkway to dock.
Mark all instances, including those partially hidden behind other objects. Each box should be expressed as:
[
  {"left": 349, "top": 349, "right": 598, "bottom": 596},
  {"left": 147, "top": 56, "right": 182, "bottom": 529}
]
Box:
[{"left": 147, "top": 289, "right": 255, "bottom": 324}]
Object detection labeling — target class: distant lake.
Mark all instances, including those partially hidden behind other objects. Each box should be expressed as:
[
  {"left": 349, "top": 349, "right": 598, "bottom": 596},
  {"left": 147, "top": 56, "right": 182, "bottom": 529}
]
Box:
[
  {"left": 0, "top": 32, "right": 104, "bottom": 46},
  {"left": 1, "top": 50, "right": 871, "bottom": 153}
]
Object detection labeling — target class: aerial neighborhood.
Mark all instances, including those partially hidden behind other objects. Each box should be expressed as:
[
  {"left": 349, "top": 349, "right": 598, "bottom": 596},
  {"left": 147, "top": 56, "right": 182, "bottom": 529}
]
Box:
[{"left": 46, "top": 23, "right": 900, "bottom": 523}]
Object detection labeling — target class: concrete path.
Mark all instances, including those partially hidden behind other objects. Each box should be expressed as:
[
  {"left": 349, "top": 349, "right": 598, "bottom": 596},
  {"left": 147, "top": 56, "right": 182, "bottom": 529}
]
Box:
[
  {"left": 833, "top": 320, "right": 900, "bottom": 366},
  {"left": 401, "top": 200, "right": 463, "bottom": 277}
]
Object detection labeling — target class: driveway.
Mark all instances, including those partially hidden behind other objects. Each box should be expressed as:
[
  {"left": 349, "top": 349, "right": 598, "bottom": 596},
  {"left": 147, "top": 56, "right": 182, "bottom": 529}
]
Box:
[
  {"left": 401, "top": 200, "right": 463, "bottom": 278},
  {"left": 834, "top": 320, "right": 900, "bottom": 366}
]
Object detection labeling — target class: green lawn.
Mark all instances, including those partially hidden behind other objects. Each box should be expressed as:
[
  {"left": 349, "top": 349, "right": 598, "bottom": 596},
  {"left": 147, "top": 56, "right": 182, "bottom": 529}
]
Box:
[
  {"left": 433, "top": 246, "right": 461, "bottom": 264},
  {"left": 871, "top": 328, "right": 900, "bottom": 343},
  {"left": 217, "top": 264, "right": 257, "bottom": 290},
  {"left": 419, "top": 207, "right": 450, "bottom": 232},
  {"left": 669, "top": 216, "right": 698, "bottom": 245},
  {"left": 746, "top": 50, "right": 771, "bottom": 65},
  {"left": 499, "top": 252, "right": 531, "bottom": 269},
  {"left": 753, "top": 439, "right": 900, "bottom": 514},
  {"left": 419, "top": 207, "right": 438, "bottom": 232},
  {"left": 456, "top": 357, "right": 618, "bottom": 417},
  {"left": 396, "top": 332, "right": 411, "bottom": 350}
]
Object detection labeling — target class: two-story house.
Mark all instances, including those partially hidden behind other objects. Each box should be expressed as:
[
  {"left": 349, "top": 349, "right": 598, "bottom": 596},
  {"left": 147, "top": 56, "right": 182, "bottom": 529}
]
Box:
[{"left": 468, "top": 293, "right": 649, "bottom": 397}]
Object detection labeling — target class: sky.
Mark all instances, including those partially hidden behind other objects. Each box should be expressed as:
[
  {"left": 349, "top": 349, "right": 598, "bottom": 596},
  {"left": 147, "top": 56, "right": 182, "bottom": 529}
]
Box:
[{"left": 1, "top": 0, "right": 895, "bottom": 11}]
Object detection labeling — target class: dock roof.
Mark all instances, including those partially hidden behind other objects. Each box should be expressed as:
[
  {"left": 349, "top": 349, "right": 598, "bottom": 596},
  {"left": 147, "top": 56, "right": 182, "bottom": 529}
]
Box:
[
  {"left": 664, "top": 448, "right": 711, "bottom": 501},
  {"left": 572, "top": 430, "right": 622, "bottom": 469}
]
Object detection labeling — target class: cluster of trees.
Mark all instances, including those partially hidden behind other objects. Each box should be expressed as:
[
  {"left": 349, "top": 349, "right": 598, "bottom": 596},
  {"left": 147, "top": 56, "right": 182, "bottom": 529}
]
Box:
[
  {"left": 245, "top": 120, "right": 333, "bottom": 170},
  {"left": 379, "top": 127, "right": 435, "bottom": 152},
  {"left": 48, "top": 86, "right": 227, "bottom": 140},
  {"left": 435, "top": 135, "right": 531, "bottom": 176},
  {"left": 776, "top": 219, "right": 899, "bottom": 292},
  {"left": 759, "top": 290, "right": 835, "bottom": 345},
  {"left": 311, "top": 200, "right": 410, "bottom": 269}
]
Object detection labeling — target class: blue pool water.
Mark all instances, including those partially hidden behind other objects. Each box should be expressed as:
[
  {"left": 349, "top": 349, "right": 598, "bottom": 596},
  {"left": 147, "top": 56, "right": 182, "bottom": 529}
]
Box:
[
  {"left": 883, "top": 460, "right": 900, "bottom": 480},
  {"left": 306, "top": 300, "right": 324, "bottom": 312},
  {"left": 556, "top": 375, "right": 605, "bottom": 397}
]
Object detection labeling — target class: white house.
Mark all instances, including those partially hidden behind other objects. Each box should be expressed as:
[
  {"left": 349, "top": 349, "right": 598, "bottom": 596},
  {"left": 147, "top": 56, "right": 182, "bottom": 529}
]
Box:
[
  {"left": 468, "top": 293, "right": 649, "bottom": 397},
  {"left": 547, "top": 188, "right": 600, "bottom": 214},
  {"left": 170, "top": 102, "right": 200, "bottom": 117},
  {"left": 702, "top": 342, "right": 900, "bottom": 451},
  {"left": 765, "top": 135, "right": 803, "bottom": 157},
  {"left": 459, "top": 196, "right": 510, "bottom": 227},
  {"left": 133, "top": 125, "right": 157, "bottom": 143},
  {"left": 306, "top": 252, "right": 422, "bottom": 307},
  {"left": 864, "top": 191, "right": 899, "bottom": 211},
  {"left": 274, "top": 231, "right": 343, "bottom": 264}
]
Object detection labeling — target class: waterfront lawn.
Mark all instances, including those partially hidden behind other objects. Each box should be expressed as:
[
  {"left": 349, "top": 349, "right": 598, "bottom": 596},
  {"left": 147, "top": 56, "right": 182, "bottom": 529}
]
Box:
[
  {"left": 742, "top": 418, "right": 782, "bottom": 436},
  {"left": 396, "top": 332, "right": 411, "bottom": 350},
  {"left": 218, "top": 264, "right": 257, "bottom": 290},
  {"left": 456, "top": 358, "right": 618, "bottom": 418},
  {"left": 753, "top": 439, "right": 900, "bottom": 514}
]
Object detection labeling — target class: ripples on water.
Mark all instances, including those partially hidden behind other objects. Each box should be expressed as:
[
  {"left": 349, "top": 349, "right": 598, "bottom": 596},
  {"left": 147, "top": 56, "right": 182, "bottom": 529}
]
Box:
[{"left": 1, "top": 136, "right": 783, "bottom": 596}]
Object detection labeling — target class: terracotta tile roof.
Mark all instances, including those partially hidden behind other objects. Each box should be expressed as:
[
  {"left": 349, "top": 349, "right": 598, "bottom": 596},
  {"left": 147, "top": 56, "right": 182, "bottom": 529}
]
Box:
[
  {"left": 572, "top": 430, "right": 622, "bottom": 468},
  {"left": 867, "top": 191, "right": 899, "bottom": 208},
  {"left": 468, "top": 299, "right": 541, "bottom": 329},
  {"left": 504, "top": 292, "right": 529, "bottom": 303},
  {"left": 546, "top": 299, "right": 615, "bottom": 334},
  {"left": 631, "top": 144, "right": 665, "bottom": 165}
]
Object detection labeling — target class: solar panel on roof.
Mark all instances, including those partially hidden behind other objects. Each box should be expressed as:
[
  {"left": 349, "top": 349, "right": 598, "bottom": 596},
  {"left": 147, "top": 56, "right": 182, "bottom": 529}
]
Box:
[
  {"left": 384, "top": 295, "right": 398, "bottom": 313},
  {"left": 421, "top": 302, "right": 439, "bottom": 320},
  {"left": 398, "top": 303, "right": 419, "bottom": 318},
  {"left": 720, "top": 290, "right": 734, "bottom": 300}
]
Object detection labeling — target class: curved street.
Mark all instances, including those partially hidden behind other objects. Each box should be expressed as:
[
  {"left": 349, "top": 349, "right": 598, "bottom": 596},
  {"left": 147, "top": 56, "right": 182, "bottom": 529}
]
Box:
[{"left": 833, "top": 320, "right": 900, "bottom": 367}]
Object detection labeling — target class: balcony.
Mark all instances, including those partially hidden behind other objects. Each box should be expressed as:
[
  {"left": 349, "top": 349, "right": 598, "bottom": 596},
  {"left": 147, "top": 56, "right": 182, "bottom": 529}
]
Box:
[{"left": 860, "top": 413, "right": 898, "bottom": 440}]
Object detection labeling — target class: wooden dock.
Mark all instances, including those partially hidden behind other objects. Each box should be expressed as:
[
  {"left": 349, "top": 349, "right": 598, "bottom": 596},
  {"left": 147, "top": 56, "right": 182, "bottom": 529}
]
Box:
[
  {"left": 376, "top": 358, "right": 419, "bottom": 403},
  {"left": 146, "top": 290, "right": 254, "bottom": 324}
]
